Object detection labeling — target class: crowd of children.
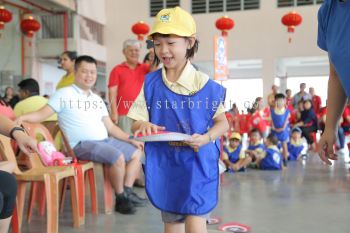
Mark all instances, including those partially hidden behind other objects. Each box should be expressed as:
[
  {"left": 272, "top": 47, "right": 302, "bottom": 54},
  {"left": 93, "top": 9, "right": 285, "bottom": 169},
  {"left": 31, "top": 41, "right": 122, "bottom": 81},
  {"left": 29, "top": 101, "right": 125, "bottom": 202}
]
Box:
[{"left": 223, "top": 88, "right": 350, "bottom": 172}]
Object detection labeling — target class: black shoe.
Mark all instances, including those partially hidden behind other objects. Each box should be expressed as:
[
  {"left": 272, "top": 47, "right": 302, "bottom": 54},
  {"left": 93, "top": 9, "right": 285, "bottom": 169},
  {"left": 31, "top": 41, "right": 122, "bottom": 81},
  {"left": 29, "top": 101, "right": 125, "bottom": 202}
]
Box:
[
  {"left": 115, "top": 193, "right": 136, "bottom": 214},
  {"left": 283, "top": 159, "right": 287, "bottom": 167},
  {"left": 125, "top": 187, "right": 147, "bottom": 207}
]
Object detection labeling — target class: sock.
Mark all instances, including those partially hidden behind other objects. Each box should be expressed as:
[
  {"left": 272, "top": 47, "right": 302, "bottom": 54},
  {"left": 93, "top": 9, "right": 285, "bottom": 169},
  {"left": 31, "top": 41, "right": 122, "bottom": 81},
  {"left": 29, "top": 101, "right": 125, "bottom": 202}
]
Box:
[
  {"left": 124, "top": 186, "right": 133, "bottom": 195},
  {"left": 115, "top": 192, "right": 126, "bottom": 199}
]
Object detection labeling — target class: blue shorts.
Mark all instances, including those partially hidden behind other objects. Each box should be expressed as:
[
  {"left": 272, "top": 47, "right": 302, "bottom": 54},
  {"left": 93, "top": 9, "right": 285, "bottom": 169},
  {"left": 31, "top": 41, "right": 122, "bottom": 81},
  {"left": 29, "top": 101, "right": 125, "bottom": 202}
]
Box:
[{"left": 73, "top": 138, "right": 137, "bottom": 165}]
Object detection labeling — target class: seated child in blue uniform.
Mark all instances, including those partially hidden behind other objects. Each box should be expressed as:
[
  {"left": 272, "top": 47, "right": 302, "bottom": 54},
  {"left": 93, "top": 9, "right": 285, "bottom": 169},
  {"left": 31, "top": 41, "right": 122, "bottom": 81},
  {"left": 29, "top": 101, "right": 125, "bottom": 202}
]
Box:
[
  {"left": 288, "top": 127, "right": 305, "bottom": 161},
  {"left": 270, "top": 93, "right": 290, "bottom": 167},
  {"left": 259, "top": 134, "right": 283, "bottom": 170},
  {"left": 238, "top": 128, "right": 265, "bottom": 169},
  {"left": 222, "top": 132, "right": 245, "bottom": 172},
  {"left": 240, "top": 133, "right": 282, "bottom": 170}
]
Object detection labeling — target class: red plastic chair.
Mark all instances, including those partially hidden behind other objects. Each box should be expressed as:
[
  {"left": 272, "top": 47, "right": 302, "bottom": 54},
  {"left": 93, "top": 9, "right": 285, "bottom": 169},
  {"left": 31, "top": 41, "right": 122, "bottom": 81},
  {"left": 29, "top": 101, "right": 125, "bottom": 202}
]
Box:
[{"left": 23, "top": 122, "right": 98, "bottom": 225}]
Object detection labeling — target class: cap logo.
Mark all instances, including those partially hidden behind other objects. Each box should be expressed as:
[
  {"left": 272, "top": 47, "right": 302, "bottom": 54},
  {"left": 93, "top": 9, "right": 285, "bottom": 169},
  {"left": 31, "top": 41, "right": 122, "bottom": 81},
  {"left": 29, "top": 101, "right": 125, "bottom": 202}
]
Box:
[{"left": 160, "top": 13, "right": 170, "bottom": 22}]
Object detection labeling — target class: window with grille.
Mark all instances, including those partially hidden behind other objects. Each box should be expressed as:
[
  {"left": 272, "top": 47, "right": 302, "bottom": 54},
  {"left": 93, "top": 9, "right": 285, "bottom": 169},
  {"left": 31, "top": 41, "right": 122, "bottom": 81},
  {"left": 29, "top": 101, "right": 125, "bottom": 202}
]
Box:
[
  {"left": 297, "top": 0, "right": 313, "bottom": 6},
  {"left": 209, "top": 0, "right": 224, "bottom": 13},
  {"left": 192, "top": 0, "right": 260, "bottom": 14},
  {"left": 226, "top": 0, "right": 241, "bottom": 11},
  {"left": 277, "top": 0, "right": 324, "bottom": 8},
  {"left": 192, "top": 0, "right": 207, "bottom": 13},
  {"left": 150, "top": 0, "right": 180, "bottom": 17},
  {"left": 243, "top": 0, "right": 259, "bottom": 10}
]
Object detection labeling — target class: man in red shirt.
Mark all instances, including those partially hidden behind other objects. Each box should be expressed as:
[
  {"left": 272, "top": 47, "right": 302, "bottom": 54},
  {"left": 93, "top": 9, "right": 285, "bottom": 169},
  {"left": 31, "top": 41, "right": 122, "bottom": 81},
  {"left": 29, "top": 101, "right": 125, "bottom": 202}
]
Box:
[
  {"left": 309, "top": 87, "right": 322, "bottom": 114},
  {"left": 108, "top": 39, "right": 150, "bottom": 134}
]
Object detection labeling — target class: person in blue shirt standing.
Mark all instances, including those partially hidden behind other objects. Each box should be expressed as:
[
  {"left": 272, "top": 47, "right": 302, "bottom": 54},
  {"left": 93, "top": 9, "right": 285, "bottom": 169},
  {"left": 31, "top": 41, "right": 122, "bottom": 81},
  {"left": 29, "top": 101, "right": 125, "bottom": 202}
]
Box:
[{"left": 317, "top": 0, "right": 350, "bottom": 165}]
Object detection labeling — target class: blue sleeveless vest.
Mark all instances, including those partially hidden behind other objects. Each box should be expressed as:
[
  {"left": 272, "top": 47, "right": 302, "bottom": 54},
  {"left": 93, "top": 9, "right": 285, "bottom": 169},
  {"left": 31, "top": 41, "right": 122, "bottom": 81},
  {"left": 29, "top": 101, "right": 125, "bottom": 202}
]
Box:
[
  {"left": 271, "top": 109, "right": 290, "bottom": 142},
  {"left": 260, "top": 147, "right": 282, "bottom": 170},
  {"left": 143, "top": 69, "right": 226, "bottom": 215},
  {"left": 224, "top": 145, "right": 242, "bottom": 164},
  {"left": 247, "top": 143, "right": 265, "bottom": 151},
  {"left": 288, "top": 141, "right": 304, "bottom": 161}
]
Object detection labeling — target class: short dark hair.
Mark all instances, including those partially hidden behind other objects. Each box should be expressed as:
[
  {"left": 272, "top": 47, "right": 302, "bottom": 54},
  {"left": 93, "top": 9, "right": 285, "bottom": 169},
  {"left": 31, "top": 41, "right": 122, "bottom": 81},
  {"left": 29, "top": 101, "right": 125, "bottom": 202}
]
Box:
[
  {"left": 62, "top": 51, "right": 77, "bottom": 61},
  {"left": 250, "top": 128, "right": 262, "bottom": 137},
  {"left": 18, "top": 78, "right": 39, "bottom": 96},
  {"left": 0, "top": 98, "right": 9, "bottom": 107},
  {"left": 74, "top": 55, "right": 97, "bottom": 71},
  {"left": 151, "top": 33, "right": 199, "bottom": 66},
  {"left": 143, "top": 52, "right": 152, "bottom": 63},
  {"left": 266, "top": 134, "right": 279, "bottom": 146},
  {"left": 274, "top": 93, "right": 285, "bottom": 100}
]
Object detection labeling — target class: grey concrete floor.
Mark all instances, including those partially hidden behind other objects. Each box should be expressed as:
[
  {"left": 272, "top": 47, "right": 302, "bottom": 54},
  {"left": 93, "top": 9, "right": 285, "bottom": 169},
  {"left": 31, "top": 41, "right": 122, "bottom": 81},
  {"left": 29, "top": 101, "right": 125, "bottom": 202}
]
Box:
[{"left": 19, "top": 153, "right": 350, "bottom": 233}]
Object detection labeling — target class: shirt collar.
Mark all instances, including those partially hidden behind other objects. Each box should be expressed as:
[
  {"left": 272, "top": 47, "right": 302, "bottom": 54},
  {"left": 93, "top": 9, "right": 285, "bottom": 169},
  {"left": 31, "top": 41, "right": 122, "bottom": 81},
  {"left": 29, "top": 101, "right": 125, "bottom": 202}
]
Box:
[
  {"left": 72, "top": 84, "right": 93, "bottom": 96},
  {"left": 274, "top": 107, "right": 286, "bottom": 114},
  {"left": 291, "top": 138, "right": 302, "bottom": 146},
  {"left": 228, "top": 145, "right": 240, "bottom": 153},
  {"left": 161, "top": 60, "right": 196, "bottom": 92},
  {"left": 267, "top": 145, "right": 279, "bottom": 150},
  {"left": 251, "top": 141, "right": 262, "bottom": 146},
  {"left": 121, "top": 62, "right": 141, "bottom": 68}
]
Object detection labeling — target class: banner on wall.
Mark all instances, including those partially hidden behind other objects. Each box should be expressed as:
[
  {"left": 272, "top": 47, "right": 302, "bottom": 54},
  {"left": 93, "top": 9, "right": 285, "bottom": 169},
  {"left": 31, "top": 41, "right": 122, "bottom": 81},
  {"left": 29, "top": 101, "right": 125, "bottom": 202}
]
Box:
[{"left": 214, "top": 35, "right": 228, "bottom": 81}]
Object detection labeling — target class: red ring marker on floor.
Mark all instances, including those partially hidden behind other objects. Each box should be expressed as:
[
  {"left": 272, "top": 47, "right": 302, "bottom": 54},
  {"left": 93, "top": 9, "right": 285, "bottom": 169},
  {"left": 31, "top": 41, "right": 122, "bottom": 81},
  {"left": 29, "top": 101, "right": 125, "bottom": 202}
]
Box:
[{"left": 218, "top": 222, "right": 251, "bottom": 232}]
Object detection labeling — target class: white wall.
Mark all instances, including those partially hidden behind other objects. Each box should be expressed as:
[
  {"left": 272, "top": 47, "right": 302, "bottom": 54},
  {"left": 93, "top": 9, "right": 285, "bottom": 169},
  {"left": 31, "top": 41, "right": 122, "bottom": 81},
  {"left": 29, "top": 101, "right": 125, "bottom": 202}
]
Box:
[
  {"left": 0, "top": 6, "right": 22, "bottom": 76},
  {"left": 77, "top": 0, "right": 106, "bottom": 24},
  {"left": 105, "top": 1, "right": 329, "bottom": 101}
]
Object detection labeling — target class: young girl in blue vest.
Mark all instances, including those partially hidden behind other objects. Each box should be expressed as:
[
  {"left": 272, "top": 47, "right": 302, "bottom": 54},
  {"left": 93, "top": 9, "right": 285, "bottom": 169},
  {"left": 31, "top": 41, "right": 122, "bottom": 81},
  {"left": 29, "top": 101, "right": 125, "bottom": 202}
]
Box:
[
  {"left": 270, "top": 93, "right": 290, "bottom": 167},
  {"left": 259, "top": 134, "right": 283, "bottom": 170},
  {"left": 287, "top": 127, "right": 304, "bottom": 161},
  {"left": 129, "top": 6, "right": 229, "bottom": 233},
  {"left": 239, "top": 128, "right": 265, "bottom": 169},
  {"left": 222, "top": 132, "right": 245, "bottom": 172}
]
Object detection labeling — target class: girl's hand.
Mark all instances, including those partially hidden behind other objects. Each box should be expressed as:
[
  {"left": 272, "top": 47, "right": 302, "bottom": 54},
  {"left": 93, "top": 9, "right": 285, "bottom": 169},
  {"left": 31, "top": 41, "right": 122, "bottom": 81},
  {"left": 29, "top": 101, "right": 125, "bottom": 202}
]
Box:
[
  {"left": 134, "top": 121, "right": 165, "bottom": 137},
  {"left": 185, "top": 133, "right": 211, "bottom": 150},
  {"left": 318, "top": 128, "right": 337, "bottom": 165}
]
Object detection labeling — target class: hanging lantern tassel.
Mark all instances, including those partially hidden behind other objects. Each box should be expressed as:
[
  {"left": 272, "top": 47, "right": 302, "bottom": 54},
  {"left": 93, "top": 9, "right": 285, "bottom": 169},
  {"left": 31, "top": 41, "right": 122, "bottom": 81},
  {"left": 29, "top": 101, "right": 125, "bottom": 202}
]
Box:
[{"left": 288, "top": 26, "right": 295, "bottom": 43}]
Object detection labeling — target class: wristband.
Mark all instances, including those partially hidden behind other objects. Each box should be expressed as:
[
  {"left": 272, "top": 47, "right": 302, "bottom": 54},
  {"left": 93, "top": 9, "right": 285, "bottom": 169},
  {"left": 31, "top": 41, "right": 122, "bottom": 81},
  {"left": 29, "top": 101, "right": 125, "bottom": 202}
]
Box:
[{"left": 9, "top": 127, "right": 25, "bottom": 140}]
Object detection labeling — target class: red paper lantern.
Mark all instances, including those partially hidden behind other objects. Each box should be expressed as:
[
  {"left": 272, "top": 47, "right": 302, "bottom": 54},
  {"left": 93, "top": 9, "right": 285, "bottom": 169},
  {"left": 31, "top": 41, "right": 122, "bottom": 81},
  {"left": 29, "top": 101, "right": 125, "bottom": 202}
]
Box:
[
  {"left": 20, "top": 16, "right": 41, "bottom": 38},
  {"left": 281, "top": 12, "right": 302, "bottom": 43},
  {"left": 215, "top": 16, "right": 234, "bottom": 37},
  {"left": 131, "top": 21, "right": 149, "bottom": 41},
  {"left": 0, "top": 6, "right": 12, "bottom": 30}
]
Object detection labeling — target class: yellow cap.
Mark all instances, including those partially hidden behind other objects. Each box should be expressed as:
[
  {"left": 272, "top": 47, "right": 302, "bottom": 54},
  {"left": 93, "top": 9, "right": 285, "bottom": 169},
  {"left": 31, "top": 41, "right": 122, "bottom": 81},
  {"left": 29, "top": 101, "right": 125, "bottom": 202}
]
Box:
[
  {"left": 230, "top": 132, "right": 241, "bottom": 141},
  {"left": 148, "top": 7, "right": 196, "bottom": 39}
]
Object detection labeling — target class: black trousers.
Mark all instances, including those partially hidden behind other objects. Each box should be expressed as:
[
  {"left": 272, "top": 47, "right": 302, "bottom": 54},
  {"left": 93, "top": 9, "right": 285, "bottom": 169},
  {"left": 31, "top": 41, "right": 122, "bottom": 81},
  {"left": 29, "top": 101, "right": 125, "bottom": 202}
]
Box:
[
  {"left": 301, "top": 125, "right": 318, "bottom": 145},
  {"left": 0, "top": 170, "right": 17, "bottom": 219}
]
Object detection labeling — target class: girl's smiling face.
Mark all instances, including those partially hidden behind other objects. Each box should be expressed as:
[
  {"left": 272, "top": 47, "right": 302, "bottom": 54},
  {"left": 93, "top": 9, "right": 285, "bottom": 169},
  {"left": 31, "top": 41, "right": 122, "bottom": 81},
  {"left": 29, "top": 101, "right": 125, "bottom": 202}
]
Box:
[{"left": 153, "top": 34, "right": 194, "bottom": 71}]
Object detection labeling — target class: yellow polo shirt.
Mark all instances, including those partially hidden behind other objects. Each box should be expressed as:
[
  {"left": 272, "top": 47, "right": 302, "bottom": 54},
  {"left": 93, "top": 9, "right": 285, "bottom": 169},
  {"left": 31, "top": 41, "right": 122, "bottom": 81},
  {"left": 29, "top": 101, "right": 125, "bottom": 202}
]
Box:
[
  {"left": 14, "top": 96, "right": 57, "bottom": 121},
  {"left": 56, "top": 73, "right": 74, "bottom": 90},
  {"left": 127, "top": 61, "right": 225, "bottom": 122}
]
